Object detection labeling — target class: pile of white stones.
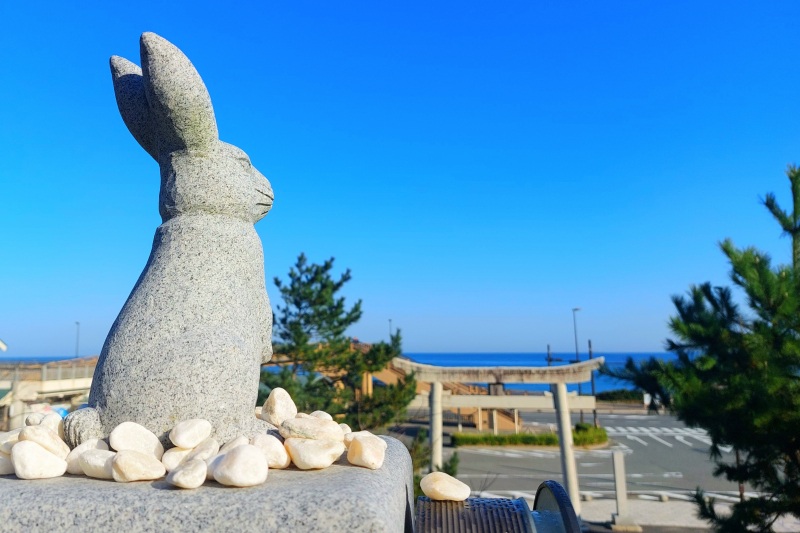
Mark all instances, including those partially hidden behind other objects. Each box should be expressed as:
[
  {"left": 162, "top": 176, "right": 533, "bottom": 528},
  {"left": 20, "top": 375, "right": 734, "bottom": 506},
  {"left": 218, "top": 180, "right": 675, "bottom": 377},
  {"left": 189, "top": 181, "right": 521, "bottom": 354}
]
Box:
[{"left": 0, "top": 387, "right": 388, "bottom": 488}]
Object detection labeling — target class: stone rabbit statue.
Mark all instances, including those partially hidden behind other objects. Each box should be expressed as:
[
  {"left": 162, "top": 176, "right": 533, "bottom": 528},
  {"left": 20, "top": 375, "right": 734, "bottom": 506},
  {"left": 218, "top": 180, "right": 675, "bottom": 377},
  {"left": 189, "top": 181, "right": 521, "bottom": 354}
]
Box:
[{"left": 65, "top": 32, "right": 275, "bottom": 447}]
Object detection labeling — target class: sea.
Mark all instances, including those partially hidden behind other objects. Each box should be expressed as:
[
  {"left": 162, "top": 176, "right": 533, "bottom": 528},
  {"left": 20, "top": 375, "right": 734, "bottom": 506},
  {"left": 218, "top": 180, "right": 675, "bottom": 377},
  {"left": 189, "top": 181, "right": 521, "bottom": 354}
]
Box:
[
  {"left": 0, "top": 351, "right": 673, "bottom": 394},
  {"left": 404, "top": 352, "right": 674, "bottom": 394}
]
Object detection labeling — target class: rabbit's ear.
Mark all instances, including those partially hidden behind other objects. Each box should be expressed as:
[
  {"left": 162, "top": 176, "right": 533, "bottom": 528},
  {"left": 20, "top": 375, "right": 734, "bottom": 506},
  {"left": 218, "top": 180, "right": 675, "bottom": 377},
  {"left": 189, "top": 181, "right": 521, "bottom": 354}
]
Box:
[
  {"left": 140, "top": 32, "right": 218, "bottom": 154},
  {"left": 110, "top": 56, "right": 158, "bottom": 160}
]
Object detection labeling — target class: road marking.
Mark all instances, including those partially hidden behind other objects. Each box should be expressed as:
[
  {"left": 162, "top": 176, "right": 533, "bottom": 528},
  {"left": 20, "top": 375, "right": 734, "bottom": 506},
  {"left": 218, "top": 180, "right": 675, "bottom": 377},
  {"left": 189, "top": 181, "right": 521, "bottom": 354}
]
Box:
[
  {"left": 704, "top": 492, "right": 741, "bottom": 503},
  {"left": 579, "top": 462, "right": 603, "bottom": 467},
  {"left": 646, "top": 434, "right": 673, "bottom": 447},
  {"left": 675, "top": 436, "right": 695, "bottom": 447},
  {"left": 689, "top": 434, "right": 733, "bottom": 453},
  {"left": 627, "top": 435, "right": 649, "bottom": 446},
  {"left": 661, "top": 491, "right": 694, "bottom": 501}
]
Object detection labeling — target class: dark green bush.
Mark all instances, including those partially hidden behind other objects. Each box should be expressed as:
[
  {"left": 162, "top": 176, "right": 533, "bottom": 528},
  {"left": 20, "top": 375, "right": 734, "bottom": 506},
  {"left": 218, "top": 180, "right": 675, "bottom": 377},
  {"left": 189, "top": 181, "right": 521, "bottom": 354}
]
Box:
[{"left": 451, "top": 426, "right": 607, "bottom": 447}]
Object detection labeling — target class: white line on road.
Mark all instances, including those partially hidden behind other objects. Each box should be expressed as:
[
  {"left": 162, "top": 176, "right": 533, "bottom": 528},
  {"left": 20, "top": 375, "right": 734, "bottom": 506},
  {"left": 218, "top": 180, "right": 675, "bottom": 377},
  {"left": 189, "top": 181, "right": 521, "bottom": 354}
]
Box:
[
  {"left": 627, "top": 435, "right": 649, "bottom": 446},
  {"left": 646, "top": 434, "right": 674, "bottom": 447},
  {"left": 675, "top": 436, "right": 695, "bottom": 447}
]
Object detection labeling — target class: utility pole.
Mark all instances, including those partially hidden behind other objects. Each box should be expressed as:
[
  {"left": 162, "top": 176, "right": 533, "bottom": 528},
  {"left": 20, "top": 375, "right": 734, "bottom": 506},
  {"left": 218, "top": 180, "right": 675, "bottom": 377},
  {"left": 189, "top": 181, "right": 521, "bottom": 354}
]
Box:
[
  {"left": 589, "top": 339, "right": 598, "bottom": 427},
  {"left": 388, "top": 318, "right": 392, "bottom": 338},
  {"left": 572, "top": 308, "right": 583, "bottom": 424}
]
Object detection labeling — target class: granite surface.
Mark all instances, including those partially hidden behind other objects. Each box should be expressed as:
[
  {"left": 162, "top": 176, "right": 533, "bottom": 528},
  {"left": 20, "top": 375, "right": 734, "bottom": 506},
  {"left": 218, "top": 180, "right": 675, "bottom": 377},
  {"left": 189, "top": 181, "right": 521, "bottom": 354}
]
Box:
[
  {"left": 65, "top": 32, "right": 275, "bottom": 447},
  {"left": 0, "top": 437, "right": 413, "bottom": 533}
]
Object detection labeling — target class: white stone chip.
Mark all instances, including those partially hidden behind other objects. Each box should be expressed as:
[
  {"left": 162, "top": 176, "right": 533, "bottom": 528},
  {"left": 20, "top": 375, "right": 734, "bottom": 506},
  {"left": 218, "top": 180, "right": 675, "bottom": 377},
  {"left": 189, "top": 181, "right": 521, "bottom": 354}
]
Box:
[
  {"left": 219, "top": 435, "right": 249, "bottom": 454},
  {"left": 166, "top": 458, "right": 207, "bottom": 489},
  {"left": 185, "top": 437, "right": 220, "bottom": 463},
  {"left": 0, "top": 429, "right": 21, "bottom": 454},
  {"left": 112, "top": 450, "right": 167, "bottom": 482},
  {"left": 309, "top": 410, "right": 333, "bottom": 421},
  {"left": 162, "top": 446, "right": 193, "bottom": 472},
  {"left": 40, "top": 413, "right": 65, "bottom": 440},
  {"left": 346, "top": 434, "right": 387, "bottom": 470},
  {"left": 251, "top": 433, "right": 291, "bottom": 469},
  {"left": 420, "top": 472, "right": 471, "bottom": 501},
  {"left": 25, "top": 413, "right": 45, "bottom": 426},
  {"left": 339, "top": 423, "right": 352, "bottom": 435},
  {"left": 109, "top": 421, "right": 164, "bottom": 460},
  {"left": 344, "top": 430, "right": 375, "bottom": 448},
  {"left": 11, "top": 441, "right": 67, "bottom": 479},
  {"left": 280, "top": 418, "right": 344, "bottom": 441},
  {"left": 260, "top": 387, "right": 298, "bottom": 427},
  {"left": 169, "top": 419, "right": 212, "bottom": 449},
  {"left": 66, "top": 438, "right": 109, "bottom": 475},
  {"left": 19, "top": 425, "right": 70, "bottom": 460},
  {"left": 0, "top": 453, "right": 15, "bottom": 475},
  {"left": 212, "top": 444, "right": 268, "bottom": 487},
  {"left": 80, "top": 449, "right": 116, "bottom": 479},
  {"left": 284, "top": 438, "right": 345, "bottom": 470}
]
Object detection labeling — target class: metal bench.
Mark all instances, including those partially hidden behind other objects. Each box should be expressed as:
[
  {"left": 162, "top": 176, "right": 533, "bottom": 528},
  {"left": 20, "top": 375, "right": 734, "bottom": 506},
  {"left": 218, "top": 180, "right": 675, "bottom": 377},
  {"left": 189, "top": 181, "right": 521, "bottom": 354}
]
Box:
[{"left": 416, "top": 480, "right": 580, "bottom": 533}]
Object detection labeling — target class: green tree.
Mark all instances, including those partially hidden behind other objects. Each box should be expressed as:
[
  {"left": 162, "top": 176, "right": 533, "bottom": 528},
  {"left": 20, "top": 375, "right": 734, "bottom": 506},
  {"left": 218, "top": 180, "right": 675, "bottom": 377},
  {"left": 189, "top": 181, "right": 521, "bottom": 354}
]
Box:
[
  {"left": 260, "top": 253, "right": 416, "bottom": 430},
  {"left": 603, "top": 167, "right": 800, "bottom": 531}
]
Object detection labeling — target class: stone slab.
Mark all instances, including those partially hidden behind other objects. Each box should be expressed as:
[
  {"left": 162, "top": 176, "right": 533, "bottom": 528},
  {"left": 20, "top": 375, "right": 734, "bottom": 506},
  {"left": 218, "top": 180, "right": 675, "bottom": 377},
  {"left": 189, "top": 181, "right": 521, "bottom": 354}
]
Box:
[{"left": 0, "top": 436, "right": 413, "bottom": 533}]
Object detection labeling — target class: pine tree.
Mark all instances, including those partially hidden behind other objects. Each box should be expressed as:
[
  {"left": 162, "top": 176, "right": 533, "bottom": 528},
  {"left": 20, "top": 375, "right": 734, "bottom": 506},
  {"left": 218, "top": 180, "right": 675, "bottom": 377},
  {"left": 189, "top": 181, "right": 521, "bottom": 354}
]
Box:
[
  {"left": 603, "top": 167, "right": 800, "bottom": 531},
  {"left": 260, "top": 253, "right": 416, "bottom": 430}
]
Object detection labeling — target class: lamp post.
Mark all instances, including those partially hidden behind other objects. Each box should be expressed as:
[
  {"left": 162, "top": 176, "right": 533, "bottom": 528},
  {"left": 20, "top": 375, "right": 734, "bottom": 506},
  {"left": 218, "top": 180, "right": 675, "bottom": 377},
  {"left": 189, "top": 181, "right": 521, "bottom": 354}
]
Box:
[{"left": 388, "top": 318, "right": 393, "bottom": 339}]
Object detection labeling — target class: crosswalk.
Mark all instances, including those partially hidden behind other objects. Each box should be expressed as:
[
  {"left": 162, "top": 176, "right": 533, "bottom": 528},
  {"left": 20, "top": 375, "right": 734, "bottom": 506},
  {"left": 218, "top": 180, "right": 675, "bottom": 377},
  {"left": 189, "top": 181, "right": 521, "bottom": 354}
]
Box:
[
  {"left": 471, "top": 489, "right": 759, "bottom": 505},
  {"left": 604, "top": 426, "right": 732, "bottom": 452}
]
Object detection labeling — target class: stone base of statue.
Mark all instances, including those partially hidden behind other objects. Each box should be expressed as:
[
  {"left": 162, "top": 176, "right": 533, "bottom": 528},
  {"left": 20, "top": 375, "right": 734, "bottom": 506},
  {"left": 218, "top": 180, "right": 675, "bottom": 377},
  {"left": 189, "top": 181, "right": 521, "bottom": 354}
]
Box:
[{"left": 0, "top": 437, "right": 413, "bottom": 533}]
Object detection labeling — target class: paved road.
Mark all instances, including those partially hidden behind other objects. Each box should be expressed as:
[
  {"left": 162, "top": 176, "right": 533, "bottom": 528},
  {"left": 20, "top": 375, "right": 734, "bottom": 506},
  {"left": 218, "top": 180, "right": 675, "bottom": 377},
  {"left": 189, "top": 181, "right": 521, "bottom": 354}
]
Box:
[{"left": 449, "top": 411, "right": 749, "bottom": 506}]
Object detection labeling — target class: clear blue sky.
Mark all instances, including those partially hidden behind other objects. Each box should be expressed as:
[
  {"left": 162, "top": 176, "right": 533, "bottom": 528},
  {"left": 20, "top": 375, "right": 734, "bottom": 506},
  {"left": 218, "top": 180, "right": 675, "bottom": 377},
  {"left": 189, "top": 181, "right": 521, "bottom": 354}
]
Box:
[{"left": 2, "top": 2, "right": 800, "bottom": 357}]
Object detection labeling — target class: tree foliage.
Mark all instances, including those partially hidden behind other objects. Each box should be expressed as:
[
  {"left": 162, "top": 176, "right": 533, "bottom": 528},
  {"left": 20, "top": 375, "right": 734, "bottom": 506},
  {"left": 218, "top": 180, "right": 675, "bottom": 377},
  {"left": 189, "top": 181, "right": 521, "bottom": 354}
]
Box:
[
  {"left": 260, "top": 253, "right": 416, "bottom": 431},
  {"left": 603, "top": 167, "right": 800, "bottom": 531}
]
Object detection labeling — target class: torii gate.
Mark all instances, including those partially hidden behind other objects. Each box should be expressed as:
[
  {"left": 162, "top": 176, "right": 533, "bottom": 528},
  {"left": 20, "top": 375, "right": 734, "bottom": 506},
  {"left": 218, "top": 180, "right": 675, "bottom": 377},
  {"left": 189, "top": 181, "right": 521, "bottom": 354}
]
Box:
[{"left": 392, "top": 357, "right": 604, "bottom": 515}]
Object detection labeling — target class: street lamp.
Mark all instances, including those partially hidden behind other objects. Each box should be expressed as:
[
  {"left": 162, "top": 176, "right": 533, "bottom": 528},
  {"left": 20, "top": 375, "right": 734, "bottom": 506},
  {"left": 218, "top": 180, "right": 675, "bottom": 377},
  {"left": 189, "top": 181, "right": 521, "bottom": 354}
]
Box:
[
  {"left": 572, "top": 307, "right": 584, "bottom": 423},
  {"left": 389, "top": 318, "right": 393, "bottom": 338}
]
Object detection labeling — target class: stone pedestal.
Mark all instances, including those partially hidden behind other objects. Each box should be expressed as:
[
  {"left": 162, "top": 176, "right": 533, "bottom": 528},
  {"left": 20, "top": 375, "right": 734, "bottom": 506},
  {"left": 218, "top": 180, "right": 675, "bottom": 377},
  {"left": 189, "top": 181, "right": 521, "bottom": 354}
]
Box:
[{"left": 0, "top": 437, "right": 413, "bottom": 533}]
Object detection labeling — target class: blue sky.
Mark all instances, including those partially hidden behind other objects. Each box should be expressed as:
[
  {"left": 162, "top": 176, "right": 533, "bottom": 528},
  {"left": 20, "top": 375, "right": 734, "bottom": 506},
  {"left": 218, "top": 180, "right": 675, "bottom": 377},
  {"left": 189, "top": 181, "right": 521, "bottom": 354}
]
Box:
[{"left": 2, "top": 2, "right": 800, "bottom": 357}]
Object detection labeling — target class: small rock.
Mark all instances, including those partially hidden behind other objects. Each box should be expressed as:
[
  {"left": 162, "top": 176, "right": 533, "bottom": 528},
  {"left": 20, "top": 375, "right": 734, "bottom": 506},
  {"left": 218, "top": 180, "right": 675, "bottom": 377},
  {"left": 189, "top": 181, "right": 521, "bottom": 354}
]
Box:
[
  {"left": 65, "top": 438, "right": 109, "bottom": 475},
  {"left": 260, "top": 387, "right": 297, "bottom": 427},
  {"left": 347, "top": 433, "right": 387, "bottom": 470},
  {"left": 309, "top": 410, "right": 333, "bottom": 421},
  {"left": 0, "top": 453, "right": 14, "bottom": 475},
  {"left": 11, "top": 441, "right": 67, "bottom": 479},
  {"left": 339, "top": 423, "right": 352, "bottom": 435},
  {"left": 0, "top": 429, "right": 21, "bottom": 454},
  {"left": 166, "top": 458, "right": 207, "bottom": 489},
  {"left": 112, "top": 450, "right": 167, "bottom": 482},
  {"left": 344, "top": 430, "right": 375, "bottom": 448},
  {"left": 219, "top": 435, "right": 249, "bottom": 455},
  {"left": 80, "top": 449, "right": 116, "bottom": 479},
  {"left": 420, "top": 472, "right": 471, "bottom": 501},
  {"left": 25, "top": 413, "right": 45, "bottom": 426},
  {"left": 295, "top": 412, "right": 314, "bottom": 419},
  {"left": 109, "top": 421, "right": 164, "bottom": 460},
  {"left": 185, "top": 437, "right": 220, "bottom": 463},
  {"left": 169, "top": 419, "right": 212, "bottom": 449},
  {"left": 251, "top": 433, "right": 291, "bottom": 469},
  {"left": 212, "top": 444, "right": 268, "bottom": 487},
  {"left": 284, "top": 438, "right": 345, "bottom": 470},
  {"left": 19, "top": 425, "right": 70, "bottom": 460},
  {"left": 162, "top": 446, "right": 193, "bottom": 472},
  {"left": 40, "top": 413, "right": 65, "bottom": 440},
  {"left": 280, "top": 418, "right": 344, "bottom": 441}
]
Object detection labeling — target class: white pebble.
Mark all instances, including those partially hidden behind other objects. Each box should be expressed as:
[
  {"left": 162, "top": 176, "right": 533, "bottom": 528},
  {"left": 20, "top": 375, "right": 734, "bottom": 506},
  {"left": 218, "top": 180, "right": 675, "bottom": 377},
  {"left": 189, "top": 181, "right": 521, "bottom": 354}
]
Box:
[
  {"left": 295, "top": 412, "right": 314, "bottom": 419},
  {"left": 251, "top": 433, "right": 291, "bottom": 469},
  {"left": 112, "top": 450, "right": 167, "bottom": 482},
  {"left": 0, "top": 452, "right": 15, "bottom": 475},
  {"left": 219, "top": 435, "right": 249, "bottom": 454},
  {"left": 347, "top": 433, "right": 387, "bottom": 470},
  {"left": 0, "top": 429, "right": 21, "bottom": 454},
  {"left": 260, "top": 387, "right": 298, "bottom": 426},
  {"left": 280, "top": 418, "right": 344, "bottom": 441},
  {"left": 420, "top": 472, "right": 471, "bottom": 501},
  {"left": 80, "top": 449, "right": 116, "bottom": 479},
  {"left": 339, "top": 423, "right": 352, "bottom": 435},
  {"left": 169, "top": 419, "right": 212, "bottom": 449},
  {"left": 25, "top": 413, "right": 45, "bottom": 426},
  {"left": 66, "top": 438, "right": 109, "bottom": 475},
  {"left": 344, "top": 430, "right": 375, "bottom": 448},
  {"left": 309, "top": 410, "right": 333, "bottom": 421},
  {"left": 19, "top": 425, "right": 70, "bottom": 460},
  {"left": 166, "top": 458, "right": 207, "bottom": 489},
  {"left": 40, "top": 413, "right": 65, "bottom": 440},
  {"left": 284, "top": 438, "right": 345, "bottom": 470},
  {"left": 185, "top": 437, "right": 220, "bottom": 463},
  {"left": 109, "top": 421, "right": 164, "bottom": 460},
  {"left": 162, "top": 447, "right": 193, "bottom": 472},
  {"left": 212, "top": 444, "right": 268, "bottom": 487},
  {"left": 11, "top": 441, "right": 67, "bottom": 479}
]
